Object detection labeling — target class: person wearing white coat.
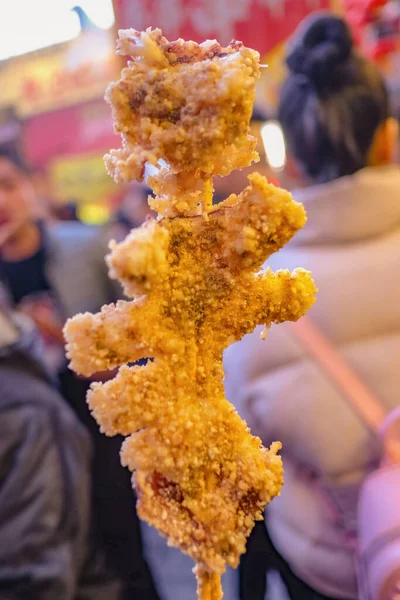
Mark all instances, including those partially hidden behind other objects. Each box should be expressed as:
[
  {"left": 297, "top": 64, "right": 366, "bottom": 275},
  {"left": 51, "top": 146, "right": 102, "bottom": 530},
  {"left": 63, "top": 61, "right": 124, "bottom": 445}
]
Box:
[{"left": 225, "top": 13, "right": 400, "bottom": 600}]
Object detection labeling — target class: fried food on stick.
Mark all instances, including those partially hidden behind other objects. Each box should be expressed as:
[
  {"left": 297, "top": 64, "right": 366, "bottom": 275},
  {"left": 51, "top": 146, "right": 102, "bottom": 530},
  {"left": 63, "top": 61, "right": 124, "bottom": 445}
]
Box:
[
  {"left": 64, "top": 28, "right": 317, "bottom": 600},
  {"left": 104, "top": 27, "right": 260, "bottom": 215}
]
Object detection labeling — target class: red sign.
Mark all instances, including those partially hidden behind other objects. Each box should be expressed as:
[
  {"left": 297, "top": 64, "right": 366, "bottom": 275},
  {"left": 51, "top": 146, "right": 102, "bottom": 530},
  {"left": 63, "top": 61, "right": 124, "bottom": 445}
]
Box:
[
  {"left": 114, "top": 0, "right": 331, "bottom": 56},
  {"left": 21, "top": 61, "right": 116, "bottom": 110},
  {"left": 24, "top": 98, "right": 117, "bottom": 168}
]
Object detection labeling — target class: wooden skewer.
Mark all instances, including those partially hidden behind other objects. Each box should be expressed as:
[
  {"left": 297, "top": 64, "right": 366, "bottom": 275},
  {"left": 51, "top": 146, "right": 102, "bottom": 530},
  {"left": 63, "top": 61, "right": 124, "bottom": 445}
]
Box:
[
  {"left": 201, "top": 177, "right": 214, "bottom": 217},
  {"left": 195, "top": 565, "right": 223, "bottom": 600}
]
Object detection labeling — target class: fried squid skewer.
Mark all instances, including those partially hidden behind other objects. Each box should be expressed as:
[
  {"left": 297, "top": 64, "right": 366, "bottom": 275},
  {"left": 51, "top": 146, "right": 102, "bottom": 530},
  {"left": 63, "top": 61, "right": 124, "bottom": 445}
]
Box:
[{"left": 64, "top": 28, "right": 316, "bottom": 600}]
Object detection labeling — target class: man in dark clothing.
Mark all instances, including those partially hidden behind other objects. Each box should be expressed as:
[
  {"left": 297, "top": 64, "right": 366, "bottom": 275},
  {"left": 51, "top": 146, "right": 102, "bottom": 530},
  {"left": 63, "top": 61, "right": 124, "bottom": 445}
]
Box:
[
  {"left": 0, "top": 145, "right": 160, "bottom": 600},
  {"left": 0, "top": 307, "right": 121, "bottom": 599}
]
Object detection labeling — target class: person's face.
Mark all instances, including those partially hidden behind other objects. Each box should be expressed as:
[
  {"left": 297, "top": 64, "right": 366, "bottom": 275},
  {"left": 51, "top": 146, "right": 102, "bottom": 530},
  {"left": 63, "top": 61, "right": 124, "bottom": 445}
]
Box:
[{"left": 0, "top": 158, "right": 36, "bottom": 245}]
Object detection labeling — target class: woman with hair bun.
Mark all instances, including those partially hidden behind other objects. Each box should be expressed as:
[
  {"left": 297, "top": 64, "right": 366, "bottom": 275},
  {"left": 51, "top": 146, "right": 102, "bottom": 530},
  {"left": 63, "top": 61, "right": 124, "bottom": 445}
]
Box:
[
  {"left": 225, "top": 12, "right": 400, "bottom": 600},
  {"left": 279, "top": 11, "right": 397, "bottom": 184}
]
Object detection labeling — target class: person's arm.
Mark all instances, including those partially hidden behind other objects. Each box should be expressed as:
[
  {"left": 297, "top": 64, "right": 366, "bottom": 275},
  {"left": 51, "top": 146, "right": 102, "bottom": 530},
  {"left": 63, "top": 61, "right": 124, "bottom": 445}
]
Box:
[
  {"left": 0, "top": 404, "right": 82, "bottom": 600},
  {"left": 18, "top": 297, "right": 65, "bottom": 344},
  {"left": 224, "top": 324, "right": 300, "bottom": 445}
]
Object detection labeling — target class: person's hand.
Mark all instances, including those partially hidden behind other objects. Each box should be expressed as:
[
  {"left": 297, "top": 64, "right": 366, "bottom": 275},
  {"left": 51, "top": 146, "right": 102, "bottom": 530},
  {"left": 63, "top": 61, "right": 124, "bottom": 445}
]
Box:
[{"left": 18, "top": 297, "right": 65, "bottom": 344}]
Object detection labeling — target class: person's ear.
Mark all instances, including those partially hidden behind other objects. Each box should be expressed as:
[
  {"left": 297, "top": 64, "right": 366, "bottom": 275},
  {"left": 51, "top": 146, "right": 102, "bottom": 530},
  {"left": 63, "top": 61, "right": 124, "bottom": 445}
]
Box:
[{"left": 368, "top": 118, "right": 399, "bottom": 166}]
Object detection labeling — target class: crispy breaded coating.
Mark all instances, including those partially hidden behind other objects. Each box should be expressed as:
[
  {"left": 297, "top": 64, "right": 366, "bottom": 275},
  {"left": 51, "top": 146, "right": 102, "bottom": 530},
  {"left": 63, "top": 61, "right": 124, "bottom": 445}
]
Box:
[
  {"left": 64, "top": 29, "right": 317, "bottom": 600},
  {"left": 104, "top": 28, "right": 259, "bottom": 215},
  {"left": 64, "top": 175, "right": 316, "bottom": 595}
]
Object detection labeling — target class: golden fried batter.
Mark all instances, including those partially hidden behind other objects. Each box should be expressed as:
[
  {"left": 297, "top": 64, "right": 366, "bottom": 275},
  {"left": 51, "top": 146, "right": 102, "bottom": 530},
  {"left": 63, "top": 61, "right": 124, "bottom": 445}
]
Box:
[
  {"left": 104, "top": 28, "right": 260, "bottom": 215},
  {"left": 64, "top": 28, "right": 317, "bottom": 600},
  {"left": 64, "top": 176, "right": 315, "bottom": 595}
]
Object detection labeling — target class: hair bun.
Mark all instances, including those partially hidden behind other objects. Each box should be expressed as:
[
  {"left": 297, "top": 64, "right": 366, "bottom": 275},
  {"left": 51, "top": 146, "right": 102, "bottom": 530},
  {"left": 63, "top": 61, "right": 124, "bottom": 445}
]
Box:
[{"left": 286, "top": 13, "right": 353, "bottom": 89}]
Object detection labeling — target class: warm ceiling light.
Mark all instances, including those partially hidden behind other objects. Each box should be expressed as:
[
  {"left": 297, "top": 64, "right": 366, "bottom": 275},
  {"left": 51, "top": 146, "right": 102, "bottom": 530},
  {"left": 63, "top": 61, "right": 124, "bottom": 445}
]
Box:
[{"left": 261, "top": 120, "right": 286, "bottom": 171}]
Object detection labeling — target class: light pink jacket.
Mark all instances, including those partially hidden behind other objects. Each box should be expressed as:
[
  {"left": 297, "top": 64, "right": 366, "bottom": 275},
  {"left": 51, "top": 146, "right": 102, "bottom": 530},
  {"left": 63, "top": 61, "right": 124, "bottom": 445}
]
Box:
[{"left": 224, "top": 166, "right": 400, "bottom": 599}]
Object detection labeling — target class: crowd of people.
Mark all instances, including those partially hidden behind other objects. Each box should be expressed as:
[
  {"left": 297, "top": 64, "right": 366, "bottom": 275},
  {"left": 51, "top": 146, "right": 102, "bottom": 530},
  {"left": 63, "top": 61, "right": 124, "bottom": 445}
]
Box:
[{"left": 0, "top": 11, "right": 399, "bottom": 600}]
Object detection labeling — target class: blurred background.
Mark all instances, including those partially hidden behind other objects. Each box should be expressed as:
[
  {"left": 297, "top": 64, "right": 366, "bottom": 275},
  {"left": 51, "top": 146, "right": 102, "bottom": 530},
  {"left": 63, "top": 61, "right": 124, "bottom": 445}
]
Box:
[{"left": 3, "top": 0, "right": 400, "bottom": 225}]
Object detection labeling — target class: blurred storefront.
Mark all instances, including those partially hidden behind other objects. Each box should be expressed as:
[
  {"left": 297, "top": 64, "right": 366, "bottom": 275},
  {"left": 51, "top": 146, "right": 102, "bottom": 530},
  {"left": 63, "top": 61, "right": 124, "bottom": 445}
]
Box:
[
  {"left": 24, "top": 98, "right": 118, "bottom": 222},
  {"left": 0, "top": 23, "right": 121, "bottom": 222},
  {"left": 5, "top": 0, "right": 400, "bottom": 223}
]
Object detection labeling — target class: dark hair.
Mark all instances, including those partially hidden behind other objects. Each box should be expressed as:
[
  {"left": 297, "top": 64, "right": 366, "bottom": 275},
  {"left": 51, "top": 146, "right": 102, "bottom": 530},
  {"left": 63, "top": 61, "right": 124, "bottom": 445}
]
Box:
[
  {"left": 278, "top": 13, "right": 389, "bottom": 183},
  {"left": 0, "top": 144, "right": 30, "bottom": 174}
]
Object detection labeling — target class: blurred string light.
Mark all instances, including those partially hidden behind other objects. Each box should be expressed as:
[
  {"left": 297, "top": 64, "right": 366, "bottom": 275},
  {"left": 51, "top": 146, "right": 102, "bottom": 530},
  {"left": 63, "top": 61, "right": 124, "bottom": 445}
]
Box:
[
  {"left": 261, "top": 120, "right": 286, "bottom": 172},
  {"left": 0, "top": 0, "right": 115, "bottom": 61},
  {"left": 79, "top": 203, "right": 109, "bottom": 224}
]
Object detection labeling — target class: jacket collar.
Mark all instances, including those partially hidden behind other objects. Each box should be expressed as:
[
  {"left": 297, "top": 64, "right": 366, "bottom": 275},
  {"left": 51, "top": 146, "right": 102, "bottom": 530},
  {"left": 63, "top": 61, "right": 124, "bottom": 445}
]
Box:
[{"left": 291, "top": 166, "right": 400, "bottom": 246}]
